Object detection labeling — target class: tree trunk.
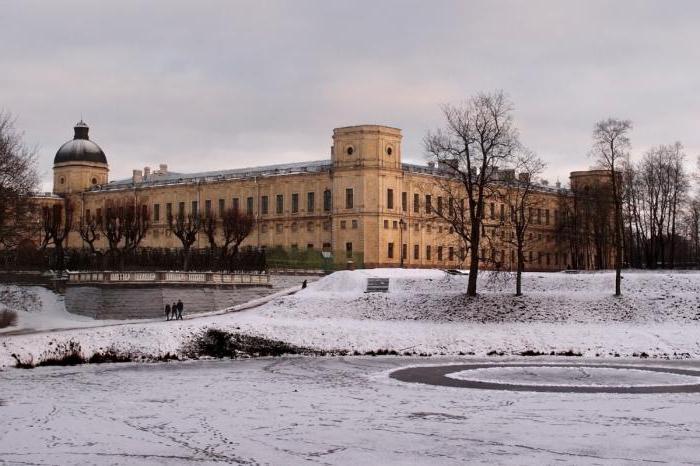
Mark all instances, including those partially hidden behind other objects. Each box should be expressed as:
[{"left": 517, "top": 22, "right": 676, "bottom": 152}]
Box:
[
  {"left": 183, "top": 246, "right": 191, "bottom": 271},
  {"left": 467, "top": 221, "right": 480, "bottom": 297},
  {"left": 516, "top": 248, "right": 524, "bottom": 296}
]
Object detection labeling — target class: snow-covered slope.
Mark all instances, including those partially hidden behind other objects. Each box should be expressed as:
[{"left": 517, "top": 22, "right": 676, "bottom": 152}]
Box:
[{"left": 1, "top": 270, "right": 700, "bottom": 366}]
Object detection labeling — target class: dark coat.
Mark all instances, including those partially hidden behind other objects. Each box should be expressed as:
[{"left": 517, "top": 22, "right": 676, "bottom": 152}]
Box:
[
  {"left": 165, "top": 304, "right": 171, "bottom": 313},
  {"left": 177, "top": 300, "right": 184, "bottom": 312}
]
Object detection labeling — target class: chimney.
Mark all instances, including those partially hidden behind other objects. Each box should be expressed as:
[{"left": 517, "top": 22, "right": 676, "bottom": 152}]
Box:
[
  {"left": 143, "top": 166, "right": 151, "bottom": 178},
  {"left": 159, "top": 163, "right": 168, "bottom": 174},
  {"left": 132, "top": 169, "right": 143, "bottom": 183}
]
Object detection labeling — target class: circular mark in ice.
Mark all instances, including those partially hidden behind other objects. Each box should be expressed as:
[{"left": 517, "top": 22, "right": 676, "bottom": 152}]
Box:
[
  {"left": 390, "top": 363, "right": 700, "bottom": 393},
  {"left": 446, "top": 366, "right": 700, "bottom": 388}
]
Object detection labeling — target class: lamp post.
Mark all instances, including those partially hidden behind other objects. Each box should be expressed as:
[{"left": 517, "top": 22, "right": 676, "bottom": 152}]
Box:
[{"left": 399, "top": 218, "right": 405, "bottom": 267}]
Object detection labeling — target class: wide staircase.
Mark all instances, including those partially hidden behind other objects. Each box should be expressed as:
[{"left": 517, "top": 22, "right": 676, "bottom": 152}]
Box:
[{"left": 366, "top": 277, "right": 390, "bottom": 293}]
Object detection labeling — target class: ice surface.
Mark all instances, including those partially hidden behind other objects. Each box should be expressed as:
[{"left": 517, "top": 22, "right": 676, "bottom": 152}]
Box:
[{"left": 1, "top": 357, "right": 700, "bottom": 465}]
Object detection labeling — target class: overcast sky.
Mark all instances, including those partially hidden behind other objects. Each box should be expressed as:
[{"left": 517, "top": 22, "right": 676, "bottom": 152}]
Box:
[{"left": 2, "top": 0, "right": 699, "bottom": 191}]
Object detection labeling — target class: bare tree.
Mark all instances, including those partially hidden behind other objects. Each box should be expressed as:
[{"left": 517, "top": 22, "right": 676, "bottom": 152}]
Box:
[
  {"left": 40, "top": 199, "right": 73, "bottom": 270},
  {"left": 78, "top": 215, "right": 100, "bottom": 254},
  {"left": 202, "top": 212, "right": 218, "bottom": 253},
  {"left": 221, "top": 207, "right": 255, "bottom": 259},
  {"left": 425, "top": 90, "right": 519, "bottom": 296},
  {"left": 498, "top": 149, "right": 546, "bottom": 296},
  {"left": 591, "top": 118, "right": 632, "bottom": 296},
  {"left": 0, "top": 111, "right": 39, "bottom": 249},
  {"left": 123, "top": 202, "right": 150, "bottom": 252},
  {"left": 168, "top": 212, "right": 202, "bottom": 271}
]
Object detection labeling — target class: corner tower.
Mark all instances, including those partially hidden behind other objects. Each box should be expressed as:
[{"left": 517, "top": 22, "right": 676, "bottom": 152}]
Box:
[
  {"left": 53, "top": 121, "right": 109, "bottom": 194},
  {"left": 331, "top": 125, "right": 402, "bottom": 170}
]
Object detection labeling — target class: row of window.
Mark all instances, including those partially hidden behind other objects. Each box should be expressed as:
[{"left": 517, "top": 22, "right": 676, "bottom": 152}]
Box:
[
  {"left": 385, "top": 189, "right": 558, "bottom": 225},
  {"left": 385, "top": 242, "right": 567, "bottom": 266},
  {"left": 258, "top": 219, "right": 358, "bottom": 233}
]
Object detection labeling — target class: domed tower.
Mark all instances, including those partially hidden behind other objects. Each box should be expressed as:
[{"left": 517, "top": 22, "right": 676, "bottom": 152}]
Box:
[{"left": 53, "top": 120, "right": 109, "bottom": 194}]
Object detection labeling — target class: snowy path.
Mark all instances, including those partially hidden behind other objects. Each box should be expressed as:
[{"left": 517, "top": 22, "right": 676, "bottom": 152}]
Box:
[{"left": 1, "top": 357, "right": 700, "bottom": 465}]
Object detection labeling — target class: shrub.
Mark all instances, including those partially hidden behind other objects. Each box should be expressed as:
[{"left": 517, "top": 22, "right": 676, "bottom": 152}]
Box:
[
  {"left": 0, "top": 310, "right": 17, "bottom": 328},
  {"left": 186, "top": 328, "right": 317, "bottom": 358}
]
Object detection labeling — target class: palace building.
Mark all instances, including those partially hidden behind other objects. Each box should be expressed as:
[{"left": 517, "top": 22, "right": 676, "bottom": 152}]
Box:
[{"left": 42, "top": 121, "right": 610, "bottom": 270}]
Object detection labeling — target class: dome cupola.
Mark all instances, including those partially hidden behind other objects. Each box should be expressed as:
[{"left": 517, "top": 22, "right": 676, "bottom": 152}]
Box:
[
  {"left": 52, "top": 120, "right": 109, "bottom": 194},
  {"left": 54, "top": 120, "right": 108, "bottom": 165}
]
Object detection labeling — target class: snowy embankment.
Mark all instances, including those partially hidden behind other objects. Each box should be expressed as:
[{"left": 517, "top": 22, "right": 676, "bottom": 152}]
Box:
[{"left": 2, "top": 269, "right": 700, "bottom": 366}]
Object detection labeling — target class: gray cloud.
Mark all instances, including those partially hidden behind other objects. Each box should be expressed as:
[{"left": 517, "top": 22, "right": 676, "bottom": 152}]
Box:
[{"left": 1, "top": 0, "right": 698, "bottom": 190}]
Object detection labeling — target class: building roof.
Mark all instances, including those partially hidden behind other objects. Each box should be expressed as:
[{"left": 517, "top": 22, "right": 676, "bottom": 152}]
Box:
[
  {"left": 89, "top": 159, "right": 333, "bottom": 192},
  {"left": 54, "top": 121, "right": 108, "bottom": 165}
]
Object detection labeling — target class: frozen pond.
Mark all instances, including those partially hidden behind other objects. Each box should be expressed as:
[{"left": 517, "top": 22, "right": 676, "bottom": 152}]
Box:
[{"left": 2, "top": 357, "right": 700, "bottom": 464}]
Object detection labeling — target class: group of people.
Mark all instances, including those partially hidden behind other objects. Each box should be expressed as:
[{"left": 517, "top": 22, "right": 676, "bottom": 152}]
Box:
[{"left": 165, "top": 299, "right": 184, "bottom": 321}]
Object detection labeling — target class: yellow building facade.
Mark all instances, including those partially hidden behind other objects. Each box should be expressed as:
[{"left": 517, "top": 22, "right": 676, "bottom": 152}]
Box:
[{"left": 50, "top": 122, "right": 601, "bottom": 270}]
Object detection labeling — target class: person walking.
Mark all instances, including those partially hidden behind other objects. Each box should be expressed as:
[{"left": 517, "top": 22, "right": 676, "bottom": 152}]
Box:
[
  {"left": 177, "top": 299, "right": 184, "bottom": 320},
  {"left": 165, "top": 303, "right": 171, "bottom": 321},
  {"left": 302, "top": 279, "right": 307, "bottom": 289},
  {"left": 172, "top": 302, "right": 178, "bottom": 321}
]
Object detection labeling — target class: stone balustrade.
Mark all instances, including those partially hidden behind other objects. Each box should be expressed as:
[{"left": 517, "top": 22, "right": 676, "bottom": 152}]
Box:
[{"left": 66, "top": 270, "right": 270, "bottom": 286}]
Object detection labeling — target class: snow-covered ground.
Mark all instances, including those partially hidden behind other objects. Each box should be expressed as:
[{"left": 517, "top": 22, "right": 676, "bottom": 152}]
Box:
[
  {"left": 0, "top": 285, "right": 120, "bottom": 335},
  {"left": 1, "top": 357, "right": 700, "bottom": 465},
  {"left": 2, "top": 269, "right": 700, "bottom": 367}
]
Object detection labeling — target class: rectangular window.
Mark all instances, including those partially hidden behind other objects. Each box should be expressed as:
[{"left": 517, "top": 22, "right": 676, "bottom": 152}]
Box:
[
  {"left": 276, "top": 194, "right": 284, "bottom": 214},
  {"left": 191, "top": 201, "right": 198, "bottom": 216},
  {"left": 346, "top": 242, "right": 353, "bottom": 258},
  {"left": 246, "top": 196, "right": 254, "bottom": 214},
  {"left": 537, "top": 208, "right": 542, "bottom": 225},
  {"left": 500, "top": 204, "right": 505, "bottom": 222},
  {"left": 545, "top": 209, "right": 550, "bottom": 225},
  {"left": 437, "top": 246, "right": 443, "bottom": 261},
  {"left": 205, "top": 199, "right": 212, "bottom": 216},
  {"left": 307, "top": 192, "right": 315, "bottom": 212},
  {"left": 233, "top": 197, "right": 240, "bottom": 212},
  {"left": 165, "top": 203, "right": 171, "bottom": 220},
  {"left": 448, "top": 198, "right": 454, "bottom": 217},
  {"left": 490, "top": 202, "right": 495, "bottom": 219},
  {"left": 340, "top": 220, "right": 347, "bottom": 229},
  {"left": 85, "top": 209, "right": 91, "bottom": 221},
  {"left": 352, "top": 219, "right": 358, "bottom": 229},
  {"left": 153, "top": 204, "right": 160, "bottom": 222},
  {"left": 291, "top": 193, "right": 299, "bottom": 213},
  {"left": 96, "top": 208, "right": 102, "bottom": 224},
  {"left": 449, "top": 247, "right": 454, "bottom": 261},
  {"left": 413, "top": 193, "right": 420, "bottom": 213},
  {"left": 414, "top": 244, "right": 419, "bottom": 260},
  {"left": 387, "top": 189, "right": 394, "bottom": 209},
  {"left": 345, "top": 188, "right": 354, "bottom": 209},
  {"left": 437, "top": 197, "right": 443, "bottom": 216},
  {"left": 388, "top": 242, "right": 394, "bottom": 259},
  {"left": 384, "top": 219, "right": 389, "bottom": 229},
  {"left": 218, "top": 199, "right": 225, "bottom": 217},
  {"left": 426, "top": 245, "right": 431, "bottom": 260},
  {"left": 178, "top": 202, "right": 185, "bottom": 217},
  {"left": 393, "top": 221, "right": 398, "bottom": 229},
  {"left": 402, "top": 243, "right": 407, "bottom": 261},
  {"left": 307, "top": 221, "right": 314, "bottom": 231},
  {"left": 307, "top": 243, "right": 314, "bottom": 249},
  {"left": 402, "top": 192, "right": 407, "bottom": 212},
  {"left": 323, "top": 190, "right": 332, "bottom": 211},
  {"left": 261, "top": 196, "right": 269, "bottom": 215},
  {"left": 425, "top": 195, "right": 432, "bottom": 214}
]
